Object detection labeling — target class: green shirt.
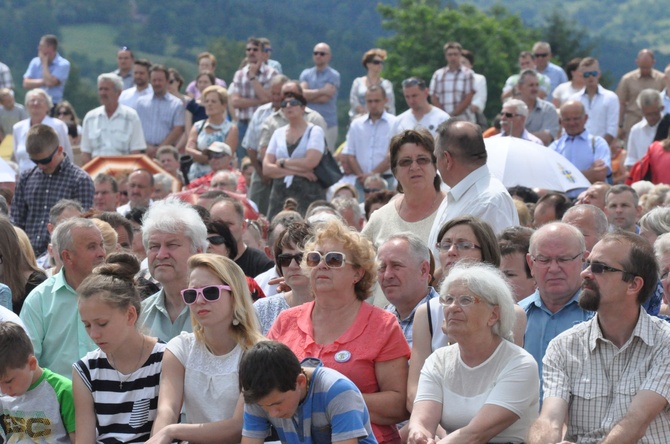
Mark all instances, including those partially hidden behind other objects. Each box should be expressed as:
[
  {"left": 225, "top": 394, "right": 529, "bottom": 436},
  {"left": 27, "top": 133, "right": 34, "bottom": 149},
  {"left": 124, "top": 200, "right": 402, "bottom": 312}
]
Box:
[
  {"left": 139, "top": 289, "right": 192, "bottom": 343},
  {"left": 19, "top": 269, "right": 96, "bottom": 379}
]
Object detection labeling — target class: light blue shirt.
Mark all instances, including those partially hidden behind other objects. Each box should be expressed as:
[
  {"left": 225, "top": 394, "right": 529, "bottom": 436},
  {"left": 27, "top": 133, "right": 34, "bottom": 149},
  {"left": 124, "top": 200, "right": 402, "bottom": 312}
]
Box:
[
  {"left": 385, "top": 287, "right": 438, "bottom": 348},
  {"left": 538, "top": 62, "right": 568, "bottom": 95},
  {"left": 139, "top": 289, "right": 192, "bottom": 343},
  {"left": 0, "top": 283, "right": 11, "bottom": 310},
  {"left": 519, "top": 289, "right": 593, "bottom": 379},
  {"left": 300, "top": 66, "right": 340, "bottom": 127},
  {"left": 135, "top": 92, "right": 185, "bottom": 145},
  {"left": 23, "top": 52, "right": 71, "bottom": 103},
  {"left": 19, "top": 269, "right": 97, "bottom": 379}
]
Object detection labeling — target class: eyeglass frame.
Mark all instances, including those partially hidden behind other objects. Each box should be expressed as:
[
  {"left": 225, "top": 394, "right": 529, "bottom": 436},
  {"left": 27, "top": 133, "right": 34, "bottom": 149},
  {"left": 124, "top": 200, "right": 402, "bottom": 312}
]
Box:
[
  {"left": 305, "top": 251, "right": 352, "bottom": 268},
  {"left": 530, "top": 251, "right": 583, "bottom": 268},
  {"left": 276, "top": 253, "right": 304, "bottom": 269},
  {"left": 435, "top": 241, "right": 482, "bottom": 252},
  {"left": 439, "top": 294, "right": 485, "bottom": 307},
  {"left": 30, "top": 145, "right": 60, "bottom": 165},
  {"left": 584, "top": 260, "right": 637, "bottom": 281},
  {"left": 180, "top": 285, "right": 231, "bottom": 305}
]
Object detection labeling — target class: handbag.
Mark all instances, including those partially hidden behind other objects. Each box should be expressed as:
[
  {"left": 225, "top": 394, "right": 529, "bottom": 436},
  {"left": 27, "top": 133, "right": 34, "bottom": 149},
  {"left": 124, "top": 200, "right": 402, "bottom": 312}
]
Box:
[{"left": 314, "top": 149, "right": 343, "bottom": 188}]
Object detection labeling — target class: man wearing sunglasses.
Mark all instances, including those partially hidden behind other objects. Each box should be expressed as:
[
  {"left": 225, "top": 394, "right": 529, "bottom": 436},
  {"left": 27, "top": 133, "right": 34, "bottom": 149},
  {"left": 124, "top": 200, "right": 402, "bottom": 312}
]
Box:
[
  {"left": 530, "top": 231, "right": 670, "bottom": 444},
  {"left": 570, "top": 57, "right": 619, "bottom": 144},
  {"left": 491, "top": 99, "right": 543, "bottom": 144},
  {"left": 531, "top": 42, "right": 568, "bottom": 96},
  {"left": 12, "top": 124, "right": 94, "bottom": 256},
  {"left": 299, "top": 42, "right": 340, "bottom": 151}
]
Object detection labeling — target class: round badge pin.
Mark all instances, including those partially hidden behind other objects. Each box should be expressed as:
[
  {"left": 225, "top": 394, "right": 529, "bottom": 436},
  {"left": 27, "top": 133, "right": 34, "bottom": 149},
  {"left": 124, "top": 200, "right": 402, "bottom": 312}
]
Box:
[{"left": 334, "top": 350, "right": 351, "bottom": 363}]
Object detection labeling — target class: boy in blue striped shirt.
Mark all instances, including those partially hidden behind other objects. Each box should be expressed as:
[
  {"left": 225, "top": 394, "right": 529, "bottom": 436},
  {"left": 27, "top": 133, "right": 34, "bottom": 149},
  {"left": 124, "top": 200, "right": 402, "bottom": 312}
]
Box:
[{"left": 240, "top": 341, "right": 377, "bottom": 444}]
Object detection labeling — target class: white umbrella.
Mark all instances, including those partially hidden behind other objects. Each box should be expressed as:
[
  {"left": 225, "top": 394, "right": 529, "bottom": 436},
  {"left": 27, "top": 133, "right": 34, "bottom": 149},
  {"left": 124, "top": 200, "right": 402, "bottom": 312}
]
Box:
[{"left": 484, "top": 136, "right": 591, "bottom": 192}]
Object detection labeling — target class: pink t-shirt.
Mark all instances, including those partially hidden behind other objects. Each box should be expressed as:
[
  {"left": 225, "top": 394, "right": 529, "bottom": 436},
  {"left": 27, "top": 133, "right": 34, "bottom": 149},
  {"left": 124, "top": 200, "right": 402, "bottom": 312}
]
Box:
[{"left": 268, "top": 300, "right": 411, "bottom": 444}]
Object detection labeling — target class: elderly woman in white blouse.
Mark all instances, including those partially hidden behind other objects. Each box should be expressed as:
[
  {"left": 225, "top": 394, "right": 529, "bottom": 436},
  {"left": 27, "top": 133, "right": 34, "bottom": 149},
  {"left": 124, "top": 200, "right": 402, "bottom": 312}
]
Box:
[{"left": 408, "top": 262, "right": 539, "bottom": 444}]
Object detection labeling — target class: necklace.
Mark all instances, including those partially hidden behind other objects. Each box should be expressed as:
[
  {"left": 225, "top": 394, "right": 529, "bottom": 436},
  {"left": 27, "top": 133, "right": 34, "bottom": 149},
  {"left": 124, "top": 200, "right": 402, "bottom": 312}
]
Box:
[
  {"left": 399, "top": 191, "right": 440, "bottom": 222},
  {"left": 109, "top": 335, "right": 146, "bottom": 389}
]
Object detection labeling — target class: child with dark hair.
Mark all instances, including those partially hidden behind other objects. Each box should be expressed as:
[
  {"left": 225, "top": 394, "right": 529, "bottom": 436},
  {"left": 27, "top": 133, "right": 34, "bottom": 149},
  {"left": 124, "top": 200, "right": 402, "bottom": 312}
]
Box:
[
  {"left": 0, "top": 321, "right": 75, "bottom": 442},
  {"left": 239, "top": 341, "right": 376, "bottom": 444}
]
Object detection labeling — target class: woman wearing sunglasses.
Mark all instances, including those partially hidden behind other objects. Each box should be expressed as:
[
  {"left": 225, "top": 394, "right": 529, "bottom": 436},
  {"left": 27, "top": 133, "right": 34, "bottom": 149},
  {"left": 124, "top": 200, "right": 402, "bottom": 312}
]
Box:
[
  {"left": 185, "top": 85, "right": 238, "bottom": 181},
  {"left": 262, "top": 92, "right": 326, "bottom": 219},
  {"left": 407, "top": 262, "right": 539, "bottom": 444},
  {"left": 362, "top": 129, "right": 445, "bottom": 250},
  {"left": 268, "top": 219, "right": 410, "bottom": 444},
  {"left": 254, "top": 221, "right": 314, "bottom": 335},
  {"left": 73, "top": 252, "right": 166, "bottom": 443},
  {"left": 148, "top": 253, "right": 263, "bottom": 444},
  {"left": 349, "top": 48, "right": 395, "bottom": 120}
]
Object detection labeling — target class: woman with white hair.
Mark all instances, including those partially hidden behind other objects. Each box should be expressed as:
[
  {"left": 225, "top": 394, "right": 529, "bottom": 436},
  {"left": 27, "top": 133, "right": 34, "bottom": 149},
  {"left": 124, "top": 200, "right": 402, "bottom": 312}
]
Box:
[
  {"left": 640, "top": 206, "right": 670, "bottom": 245},
  {"left": 654, "top": 232, "right": 670, "bottom": 316},
  {"left": 408, "top": 262, "right": 539, "bottom": 444},
  {"left": 12, "top": 88, "right": 73, "bottom": 173}
]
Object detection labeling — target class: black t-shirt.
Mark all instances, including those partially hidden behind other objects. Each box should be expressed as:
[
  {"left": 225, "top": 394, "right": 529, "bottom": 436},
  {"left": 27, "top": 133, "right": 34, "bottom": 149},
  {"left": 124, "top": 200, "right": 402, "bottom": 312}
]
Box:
[{"left": 235, "top": 246, "right": 274, "bottom": 278}]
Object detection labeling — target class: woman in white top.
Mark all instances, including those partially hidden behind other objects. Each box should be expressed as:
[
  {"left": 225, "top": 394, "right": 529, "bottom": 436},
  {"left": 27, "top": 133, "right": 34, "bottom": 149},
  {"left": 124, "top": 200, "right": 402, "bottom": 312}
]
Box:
[
  {"left": 148, "top": 254, "right": 263, "bottom": 444},
  {"left": 407, "top": 263, "right": 539, "bottom": 444},
  {"left": 349, "top": 48, "right": 395, "bottom": 119},
  {"left": 262, "top": 92, "right": 325, "bottom": 219},
  {"left": 551, "top": 58, "right": 585, "bottom": 108}
]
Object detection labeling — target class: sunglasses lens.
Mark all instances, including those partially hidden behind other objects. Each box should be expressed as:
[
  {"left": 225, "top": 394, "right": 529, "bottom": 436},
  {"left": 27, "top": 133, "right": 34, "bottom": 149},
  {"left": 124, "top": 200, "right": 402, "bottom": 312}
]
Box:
[
  {"left": 182, "top": 289, "right": 197, "bottom": 304},
  {"left": 306, "top": 252, "right": 321, "bottom": 267},
  {"left": 208, "top": 236, "right": 225, "bottom": 246},
  {"left": 202, "top": 286, "right": 221, "bottom": 301},
  {"left": 325, "top": 252, "right": 345, "bottom": 268}
]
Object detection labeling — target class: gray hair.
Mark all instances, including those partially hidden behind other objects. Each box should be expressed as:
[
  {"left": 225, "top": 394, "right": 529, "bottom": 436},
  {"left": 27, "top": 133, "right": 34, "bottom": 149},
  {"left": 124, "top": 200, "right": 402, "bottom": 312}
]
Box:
[
  {"left": 52, "top": 218, "right": 100, "bottom": 260},
  {"left": 0, "top": 195, "right": 7, "bottom": 216},
  {"left": 654, "top": 232, "right": 670, "bottom": 263},
  {"left": 640, "top": 206, "right": 670, "bottom": 237},
  {"left": 636, "top": 89, "right": 663, "bottom": 109},
  {"left": 98, "top": 73, "right": 124, "bottom": 92},
  {"left": 563, "top": 204, "right": 609, "bottom": 238},
  {"left": 381, "top": 231, "right": 430, "bottom": 265},
  {"left": 153, "top": 173, "right": 174, "bottom": 193},
  {"left": 211, "top": 170, "right": 238, "bottom": 188},
  {"left": 331, "top": 197, "right": 363, "bottom": 223},
  {"left": 363, "top": 174, "right": 388, "bottom": 190},
  {"left": 142, "top": 197, "right": 208, "bottom": 253},
  {"left": 49, "top": 199, "right": 83, "bottom": 226},
  {"left": 529, "top": 222, "right": 586, "bottom": 256},
  {"left": 517, "top": 69, "right": 538, "bottom": 86},
  {"left": 440, "top": 262, "right": 515, "bottom": 342},
  {"left": 503, "top": 99, "right": 529, "bottom": 117},
  {"left": 25, "top": 88, "right": 53, "bottom": 109}
]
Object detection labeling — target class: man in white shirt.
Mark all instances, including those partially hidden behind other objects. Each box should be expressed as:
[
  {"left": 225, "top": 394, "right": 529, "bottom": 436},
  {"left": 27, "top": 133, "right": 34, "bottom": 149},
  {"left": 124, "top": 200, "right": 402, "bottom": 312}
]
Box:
[
  {"left": 428, "top": 120, "right": 518, "bottom": 267},
  {"left": 119, "top": 59, "right": 153, "bottom": 109},
  {"left": 391, "top": 77, "right": 449, "bottom": 137},
  {"left": 492, "top": 99, "right": 543, "bottom": 144},
  {"left": 343, "top": 85, "right": 397, "bottom": 196},
  {"left": 625, "top": 89, "right": 664, "bottom": 168},
  {"left": 80, "top": 73, "right": 145, "bottom": 164}
]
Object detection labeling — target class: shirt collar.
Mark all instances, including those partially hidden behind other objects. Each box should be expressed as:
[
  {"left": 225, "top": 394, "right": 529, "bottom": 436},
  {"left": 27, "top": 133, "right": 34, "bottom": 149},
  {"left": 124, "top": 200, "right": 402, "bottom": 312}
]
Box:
[
  {"left": 387, "top": 286, "right": 438, "bottom": 323},
  {"left": 53, "top": 268, "right": 76, "bottom": 294},
  {"left": 589, "top": 308, "right": 653, "bottom": 351}
]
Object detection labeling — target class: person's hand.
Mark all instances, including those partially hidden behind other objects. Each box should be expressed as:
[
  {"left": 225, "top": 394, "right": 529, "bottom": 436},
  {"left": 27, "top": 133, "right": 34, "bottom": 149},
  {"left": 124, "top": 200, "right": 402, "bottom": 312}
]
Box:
[
  {"left": 268, "top": 276, "right": 291, "bottom": 293},
  {"left": 585, "top": 159, "right": 608, "bottom": 182},
  {"left": 301, "top": 172, "right": 317, "bottom": 182},
  {"left": 247, "top": 61, "right": 260, "bottom": 78},
  {"left": 408, "top": 430, "right": 435, "bottom": 444},
  {"left": 39, "top": 51, "right": 49, "bottom": 65},
  {"left": 144, "top": 428, "right": 174, "bottom": 444}
]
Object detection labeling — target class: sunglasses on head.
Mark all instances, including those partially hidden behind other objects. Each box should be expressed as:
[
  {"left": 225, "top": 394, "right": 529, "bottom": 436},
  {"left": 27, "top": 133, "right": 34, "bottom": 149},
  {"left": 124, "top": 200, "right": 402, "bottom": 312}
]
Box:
[
  {"left": 181, "top": 285, "right": 231, "bottom": 305},
  {"left": 30, "top": 145, "right": 59, "bottom": 165},
  {"left": 305, "top": 251, "right": 349, "bottom": 268},
  {"left": 277, "top": 253, "right": 304, "bottom": 268},
  {"left": 401, "top": 78, "right": 426, "bottom": 88},
  {"left": 281, "top": 99, "right": 302, "bottom": 108}
]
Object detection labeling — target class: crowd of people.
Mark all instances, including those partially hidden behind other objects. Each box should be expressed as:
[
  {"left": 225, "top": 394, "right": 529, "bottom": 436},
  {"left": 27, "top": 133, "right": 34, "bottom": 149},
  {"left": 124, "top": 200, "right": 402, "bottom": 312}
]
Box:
[{"left": 1, "top": 32, "right": 670, "bottom": 444}]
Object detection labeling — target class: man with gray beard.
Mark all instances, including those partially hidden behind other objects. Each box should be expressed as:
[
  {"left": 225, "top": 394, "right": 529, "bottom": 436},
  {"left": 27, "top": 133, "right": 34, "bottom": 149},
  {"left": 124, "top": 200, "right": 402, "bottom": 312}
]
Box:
[{"left": 529, "top": 231, "right": 670, "bottom": 444}]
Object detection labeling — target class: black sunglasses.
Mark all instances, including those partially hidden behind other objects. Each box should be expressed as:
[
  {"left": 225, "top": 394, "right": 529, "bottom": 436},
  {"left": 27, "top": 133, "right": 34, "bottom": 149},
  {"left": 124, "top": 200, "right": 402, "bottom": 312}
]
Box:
[
  {"left": 313, "top": 51, "right": 328, "bottom": 56},
  {"left": 181, "top": 285, "right": 231, "bottom": 305},
  {"left": 499, "top": 112, "right": 521, "bottom": 118},
  {"left": 277, "top": 253, "right": 304, "bottom": 269},
  {"left": 281, "top": 99, "right": 302, "bottom": 108},
  {"left": 368, "top": 59, "right": 384, "bottom": 65},
  {"left": 208, "top": 235, "right": 227, "bottom": 246},
  {"left": 30, "top": 145, "right": 59, "bottom": 165}
]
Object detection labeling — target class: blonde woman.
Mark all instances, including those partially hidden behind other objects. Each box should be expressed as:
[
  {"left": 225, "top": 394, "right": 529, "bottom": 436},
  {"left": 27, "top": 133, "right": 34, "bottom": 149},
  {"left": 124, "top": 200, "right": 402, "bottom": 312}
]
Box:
[{"left": 148, "top": 254, "right": 263, "bottom": 444}]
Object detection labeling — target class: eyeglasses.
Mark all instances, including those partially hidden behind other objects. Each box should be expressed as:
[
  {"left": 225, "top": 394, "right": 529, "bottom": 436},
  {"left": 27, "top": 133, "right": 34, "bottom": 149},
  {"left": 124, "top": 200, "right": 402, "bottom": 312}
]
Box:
[
  {"left": 30, "top": 145, "right": 59, "bottom": 165},
  {"left": 281, "top": 99, "right": 302, "bottom": 108},
  {"left": 246, "top": 47, "right": 259, "bottom": 52},
  {"left": 313, "top": 51, "right": 328, "bottom": 56},
  {"left": 582, "top": 71, "right": 599, "bottom": 78},
  {"left": 402, "top": 78, "right": 426, "bottom": 88},
  {"left": 436, "top": 241, "right": 481, "bottom": 252},
  {"left": 207, "top": 235, "right": 227, "bottom": 246},
  {"left": 57, "top": 110, "right": 71, "bottom": 116},
  {"left": 499, "top": 112, "right": 522, "bottom": 118},
  {"left": 368, "top": 59, "right": 384, "bottom": 65},
  {"left": 264, "top": 47, "right": 272, "bottom": 53},
  {"left": 531, "top": 252, "right": 583, "bottom": 268},
  {"left": 207, "top": 151, "right": 228, "bottom": 159},
  {"left": 181, "top": 285, "right": 231, "bottom": 305},
  {"left": 277, "top": 253, "right": 304, "bottom": 268},
  {"left": 439, "top": 294, "right": 483, "bottom": 307},
  {"left": 585, "top": 260, "right": 634, "bottom": 276},
  {"left": 397, "top": 156, "right": 432, "bottom": 168},
  {"left": 533, "top": 53, "right": 549, "bottom": 58},
  {"left": 305, "top": 251, "right": 350, "bottom": 268}
]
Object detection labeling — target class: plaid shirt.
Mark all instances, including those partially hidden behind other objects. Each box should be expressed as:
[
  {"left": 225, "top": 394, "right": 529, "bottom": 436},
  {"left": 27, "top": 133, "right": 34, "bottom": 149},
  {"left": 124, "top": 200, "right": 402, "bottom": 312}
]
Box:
[
  {"left": 543, "top": 309, "right": 670, "bottom": 443},
  {"left": 231, "top": 64, "right": 278, "bottom": 120},
  {"left": 12, "top": 156, "right": 94, "bottom": 256},
  {"left": 429, "top": 66, "right": 474, "bottom": 115}
]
